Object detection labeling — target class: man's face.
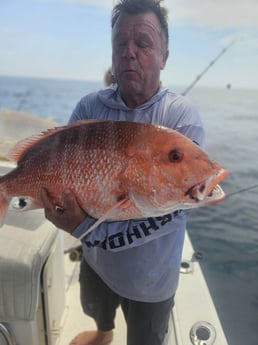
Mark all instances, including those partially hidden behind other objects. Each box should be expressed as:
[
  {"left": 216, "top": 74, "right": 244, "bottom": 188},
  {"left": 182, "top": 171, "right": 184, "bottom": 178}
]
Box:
[{"left": 112, "top": 12, "right": 169, "bottom": 105}]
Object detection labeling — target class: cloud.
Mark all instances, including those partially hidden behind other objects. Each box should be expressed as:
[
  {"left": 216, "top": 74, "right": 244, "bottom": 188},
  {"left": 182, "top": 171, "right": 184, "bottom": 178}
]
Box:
[
  {"left": 65, "top": 0, "right": 258, "bottom": 29},
  {"left": 234, "top": 33, "right": 258, "bottom": 51},
  {"left": 167, "top": 0, "right": 258, "bottom": 29}
]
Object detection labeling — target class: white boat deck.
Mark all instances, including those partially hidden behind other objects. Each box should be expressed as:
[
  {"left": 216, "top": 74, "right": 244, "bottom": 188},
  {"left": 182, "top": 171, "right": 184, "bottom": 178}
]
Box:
[
  {"left": 58, "top": 235, "right": 127, "bottom": 344},
  {"left": 57, "top": 231, "right": 229, "bottom": 345}
]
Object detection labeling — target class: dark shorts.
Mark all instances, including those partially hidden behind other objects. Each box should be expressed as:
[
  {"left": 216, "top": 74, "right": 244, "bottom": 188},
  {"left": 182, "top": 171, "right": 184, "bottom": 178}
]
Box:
[{"left": 79, "top": 258, "right": 175, "bottom": 345}]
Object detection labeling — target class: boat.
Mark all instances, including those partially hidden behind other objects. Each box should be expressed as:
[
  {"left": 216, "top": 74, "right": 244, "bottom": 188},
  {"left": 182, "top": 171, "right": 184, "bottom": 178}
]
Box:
[{"left": 0, "top": 110, "right": 229, "bottom": 345}]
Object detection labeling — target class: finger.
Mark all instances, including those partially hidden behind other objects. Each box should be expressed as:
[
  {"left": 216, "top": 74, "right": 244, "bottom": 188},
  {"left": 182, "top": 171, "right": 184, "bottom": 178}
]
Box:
[
  {"left": 62, "top": 189, "right": 77, "bottom": 209},
  {"left": 62, "top": 190, "right": 86, "bottom": 216},
  {"left": 62, "top": 189, "right": 88, "bottom": 223},
  {"left": 40, "top": 188, "right": 53, "bottom": 210},
  {"left": 40, "top": 188, "right": 58, "bottom": 222}
]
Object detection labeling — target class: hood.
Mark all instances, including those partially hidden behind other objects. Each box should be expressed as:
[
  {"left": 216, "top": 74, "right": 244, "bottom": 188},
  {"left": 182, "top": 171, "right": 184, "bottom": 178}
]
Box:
[{"left": 97, "top": 84, "right": 169, "bottom": 111}]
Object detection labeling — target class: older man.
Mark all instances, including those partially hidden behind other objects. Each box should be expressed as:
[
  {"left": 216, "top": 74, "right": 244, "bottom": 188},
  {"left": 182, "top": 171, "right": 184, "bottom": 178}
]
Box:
[{"left": 41, "top": 1, "right": 205, "bottom": 344}]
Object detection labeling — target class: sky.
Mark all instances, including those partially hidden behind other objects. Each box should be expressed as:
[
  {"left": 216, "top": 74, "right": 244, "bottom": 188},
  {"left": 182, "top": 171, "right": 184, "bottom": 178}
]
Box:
[{"left": 0, "top": 0, "right": 258, "bottom": 89}]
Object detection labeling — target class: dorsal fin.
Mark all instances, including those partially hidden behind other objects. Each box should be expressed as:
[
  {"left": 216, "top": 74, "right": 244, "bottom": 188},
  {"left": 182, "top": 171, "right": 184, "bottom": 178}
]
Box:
[{"left": 6, "top": 119, "right": 102, "bottom": 163}]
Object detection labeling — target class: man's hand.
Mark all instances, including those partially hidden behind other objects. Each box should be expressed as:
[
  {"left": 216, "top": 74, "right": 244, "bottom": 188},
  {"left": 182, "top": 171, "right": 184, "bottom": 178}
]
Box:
[{"left": 40, "top": 188, "right": 88, "bottom": 233}]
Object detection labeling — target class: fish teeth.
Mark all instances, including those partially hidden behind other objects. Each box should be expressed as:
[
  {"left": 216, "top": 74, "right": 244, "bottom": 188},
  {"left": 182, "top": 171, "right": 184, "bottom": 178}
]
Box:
[{"left": 187, "top": 169, "right": 227, "bottom": 203}]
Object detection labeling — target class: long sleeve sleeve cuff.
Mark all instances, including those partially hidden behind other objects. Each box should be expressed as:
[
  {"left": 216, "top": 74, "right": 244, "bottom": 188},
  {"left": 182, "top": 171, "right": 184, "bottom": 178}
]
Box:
[{"left": 71, "top": 216, "right": 96, "bottom": 239}]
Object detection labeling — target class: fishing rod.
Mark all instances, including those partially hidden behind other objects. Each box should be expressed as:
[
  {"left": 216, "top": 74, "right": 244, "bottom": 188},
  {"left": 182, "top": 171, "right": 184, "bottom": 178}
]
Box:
[
  {"left": 181, "top": 39, "right": 236, "bottom": 96},
  {"left": 226, "top": 184, "right": 258, "bottom": 198}
]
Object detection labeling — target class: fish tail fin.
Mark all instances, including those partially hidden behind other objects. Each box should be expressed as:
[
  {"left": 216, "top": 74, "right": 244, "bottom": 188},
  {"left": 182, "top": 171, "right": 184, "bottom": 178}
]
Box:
[{"left": 0, "top": 187, "right": 11, "bottom": 227}]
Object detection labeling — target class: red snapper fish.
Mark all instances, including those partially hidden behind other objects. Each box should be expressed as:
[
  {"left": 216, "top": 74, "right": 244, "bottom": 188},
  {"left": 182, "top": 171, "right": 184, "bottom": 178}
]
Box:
[{"left": 0, "top": 120, "right": 227, "bottom": 232}]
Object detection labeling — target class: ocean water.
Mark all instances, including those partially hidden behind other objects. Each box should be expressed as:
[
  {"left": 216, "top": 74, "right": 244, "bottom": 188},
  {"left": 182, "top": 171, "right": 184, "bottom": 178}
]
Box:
[
  {"left": 0, "top": 75, "right": 102, "bottom": 124},
  {"left": 0, "top": 75, "right": 257, "bottom": 345},
  {"left": 185, "top": 86, "right": 258, "bottom": 345}
]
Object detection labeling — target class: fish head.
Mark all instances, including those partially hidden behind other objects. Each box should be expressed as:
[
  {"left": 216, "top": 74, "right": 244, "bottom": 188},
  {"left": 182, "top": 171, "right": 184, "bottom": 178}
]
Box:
[{"left": 126, "top": 126, "right": 228, "bottom": 215}]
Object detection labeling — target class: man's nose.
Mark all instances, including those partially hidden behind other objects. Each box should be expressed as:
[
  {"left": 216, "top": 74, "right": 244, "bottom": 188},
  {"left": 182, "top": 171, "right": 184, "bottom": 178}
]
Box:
[{"left": 122, "top": 41, "right": 137, "bottom": 58}]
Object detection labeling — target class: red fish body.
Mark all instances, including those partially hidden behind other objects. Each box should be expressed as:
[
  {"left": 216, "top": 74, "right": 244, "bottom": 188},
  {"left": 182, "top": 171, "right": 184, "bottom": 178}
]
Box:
[{"left": 0, "top": 120, "right": 227, "bottom": 227}]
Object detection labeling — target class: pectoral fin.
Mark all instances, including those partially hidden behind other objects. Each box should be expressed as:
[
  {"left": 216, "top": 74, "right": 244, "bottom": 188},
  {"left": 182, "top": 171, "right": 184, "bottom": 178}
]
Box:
[{"left": 78, "top": 197, "right": 131, "bottom": 241}]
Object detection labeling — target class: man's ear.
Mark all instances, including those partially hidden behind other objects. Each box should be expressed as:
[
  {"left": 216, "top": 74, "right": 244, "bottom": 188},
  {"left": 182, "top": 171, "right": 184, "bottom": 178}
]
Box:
[{"left": 160, "top": 50, "right": 169, "bottom": 70}]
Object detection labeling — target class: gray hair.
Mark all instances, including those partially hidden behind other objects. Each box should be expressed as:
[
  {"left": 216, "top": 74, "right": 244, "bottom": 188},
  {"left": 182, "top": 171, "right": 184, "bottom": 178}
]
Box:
[{"left": 111, "top": 0, "right": 169, "bottom": 50}]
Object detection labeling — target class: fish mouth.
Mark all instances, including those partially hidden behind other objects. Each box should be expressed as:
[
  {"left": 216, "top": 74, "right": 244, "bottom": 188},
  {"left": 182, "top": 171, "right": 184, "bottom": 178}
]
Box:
[{"left": 187, "top": 169, "right": 228, "bottom": 205}]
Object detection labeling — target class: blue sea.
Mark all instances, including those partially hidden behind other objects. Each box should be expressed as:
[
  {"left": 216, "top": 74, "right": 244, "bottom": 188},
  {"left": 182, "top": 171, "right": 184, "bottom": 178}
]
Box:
[{"left": 0, "top": 75, "right": 257, "bottom": 345}]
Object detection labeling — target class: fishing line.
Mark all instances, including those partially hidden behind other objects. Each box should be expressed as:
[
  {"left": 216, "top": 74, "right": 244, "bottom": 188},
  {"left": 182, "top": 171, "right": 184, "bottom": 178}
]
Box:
[
  {"left": 65, "top": 184, "right": 258, "bottom": 257},
  {"left": 225, "top": 184, "right": 258, "bottom": 198}
]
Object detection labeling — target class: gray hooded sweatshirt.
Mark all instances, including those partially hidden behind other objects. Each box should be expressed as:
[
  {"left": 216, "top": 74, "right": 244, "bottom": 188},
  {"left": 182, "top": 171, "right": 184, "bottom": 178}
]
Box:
[{"left": 69, "top": 85, "right": 205, "bottom": 302}]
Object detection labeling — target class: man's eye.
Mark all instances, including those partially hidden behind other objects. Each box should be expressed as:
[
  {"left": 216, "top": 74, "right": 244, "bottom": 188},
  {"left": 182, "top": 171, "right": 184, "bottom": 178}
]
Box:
[
  {"left": 136, "top": 41, "right": 149, "bottom": 48},
  {"left": 116, "top": 40, "right": 127, "bottom": 47}
]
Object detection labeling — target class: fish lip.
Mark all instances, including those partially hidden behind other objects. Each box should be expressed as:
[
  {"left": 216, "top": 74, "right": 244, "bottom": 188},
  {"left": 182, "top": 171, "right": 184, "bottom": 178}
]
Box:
[{"left": 187, "top": 169, "right": 228, "bottom": 204}]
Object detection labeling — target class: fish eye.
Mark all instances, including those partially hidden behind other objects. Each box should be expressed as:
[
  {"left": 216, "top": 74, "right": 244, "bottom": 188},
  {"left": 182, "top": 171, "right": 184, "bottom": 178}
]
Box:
[{"left": 169, "top": 149, "right": 183, "bottom": 163}]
